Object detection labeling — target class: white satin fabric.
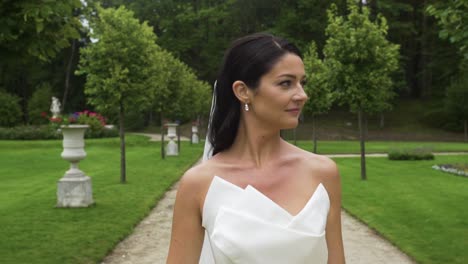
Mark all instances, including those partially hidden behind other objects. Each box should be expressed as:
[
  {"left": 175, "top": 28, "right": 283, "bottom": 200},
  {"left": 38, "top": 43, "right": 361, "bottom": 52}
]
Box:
[{"left": 199, "top": 176, "right": 330, "bottom": 264}]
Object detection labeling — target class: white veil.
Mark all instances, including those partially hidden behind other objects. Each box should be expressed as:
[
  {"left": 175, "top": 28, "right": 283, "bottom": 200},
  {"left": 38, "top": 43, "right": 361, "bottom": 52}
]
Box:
[
  {"left": 202, "top": 80, "right": 217, "bottom": 162},
  {"left": 200, "top": 81, "right": 217, "bottom": 263}
]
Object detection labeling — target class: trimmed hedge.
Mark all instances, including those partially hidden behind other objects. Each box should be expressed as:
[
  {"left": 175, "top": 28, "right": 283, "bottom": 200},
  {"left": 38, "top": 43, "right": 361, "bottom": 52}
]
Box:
[
  {"left": 388, "top": 147, "right": 434, "bottom": 160},
  {"left": 0, "top": 125, "right": 118, "bottom": 140}
]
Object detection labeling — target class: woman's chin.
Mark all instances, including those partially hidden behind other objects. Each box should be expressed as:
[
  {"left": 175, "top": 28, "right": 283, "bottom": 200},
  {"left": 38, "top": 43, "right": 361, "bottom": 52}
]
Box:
[{"left": 281, "top": 120, "right": 300, "bottom": 130}]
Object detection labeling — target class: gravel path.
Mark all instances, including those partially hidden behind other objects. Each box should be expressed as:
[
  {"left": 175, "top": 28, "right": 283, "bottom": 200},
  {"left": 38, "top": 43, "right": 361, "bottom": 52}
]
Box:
[{"left": 101, "top": 172, "right": 417, "bottom": 264}]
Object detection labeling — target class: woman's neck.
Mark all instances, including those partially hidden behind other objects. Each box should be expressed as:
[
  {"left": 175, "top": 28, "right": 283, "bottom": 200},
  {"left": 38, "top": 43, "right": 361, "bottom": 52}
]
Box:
[{"left": 226, "top": 117, "right": 283, "bottom": 168}]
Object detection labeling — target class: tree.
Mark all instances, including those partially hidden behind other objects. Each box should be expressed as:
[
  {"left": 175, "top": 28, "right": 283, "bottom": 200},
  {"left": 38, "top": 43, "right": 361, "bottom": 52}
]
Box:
[
  {"left": 0, "top": 0, "right": 81, "bottom": 63},
  {"left": 427, "top": 0, "right": 468, "bottom": 68},
  {"left": 324, "top": 1, "right": 399, "bottom": 180},
  {"left": 303, "top": 42, "right": 335, "bottom": 153},
  {"left": 158, "top": 49, "right": 211, "bottom": 125},
  {"left": 445, "top": 75, "right": 468, "bottom": 142},
  {"left": 0, "top": 0, "right": 82, "bottom": 122},
  {"left": 77, "top": 6, "right": 162, "bottom": 183}
]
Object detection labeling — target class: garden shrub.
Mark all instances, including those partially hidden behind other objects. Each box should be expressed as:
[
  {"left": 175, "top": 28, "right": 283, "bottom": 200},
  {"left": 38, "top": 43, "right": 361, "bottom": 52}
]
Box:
[
  {"left": 27, "top": 83, "right": 52, "bottom": 125},
  {"left": 0, "top": 90, "right": 22, "bottom": 127},
  {"left": 388, "top": 147, "right": 434, "bottom": 160},
  {"left": 85, "top": 126, "right": 119, "bottom": 138},
  {"left": 0, "top": 125, "right": 118, "bottom": 140},
  {"left": 0, "top": 126, "right": 60, "bottom": 140}
]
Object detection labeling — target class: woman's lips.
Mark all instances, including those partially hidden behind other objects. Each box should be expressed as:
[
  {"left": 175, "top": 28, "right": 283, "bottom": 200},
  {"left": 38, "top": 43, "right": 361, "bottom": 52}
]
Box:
[{"left": 285, "top": 108, "right": 300, "bottom": 115}]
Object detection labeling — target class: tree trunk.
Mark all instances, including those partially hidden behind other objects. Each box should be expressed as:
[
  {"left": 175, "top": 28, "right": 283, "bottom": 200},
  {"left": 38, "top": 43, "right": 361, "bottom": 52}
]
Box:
[
  {"left": 419, "top": 0, "right": 433, "bottom": 98},
  {"left": 161, "top": 113, "right": 165, "bottom": 159},
  {"left": 62, "top": 39, "right": 76, "bottom": 110},
  {"left": 293, "top": 128, "right": 297, "bottom": 146},
  {"left": 17, "top": 72, "right": 28, "bottom": 124},
  {"left": 369, "top": 0, "right": 378, "bottom": 20},
  {"left": 119, "top": 102, "right": 126, "bottom": 183},
  {"left": 364, "top": 114, "right": 368, "bottom": 138},
  {"left": 380, "top": 113, "right": 385, "bottom": 129},
  {"left": 312, "top": 115, "right": 317, "bottom": 153},
  {"left": 177, "top": 124, "right": 181, "bottom": 151},
  {"left": 358, "top": 110, "right": 367, "bottom": 180},
  {"left": 464, "top": 119, "right": 467, "bottom": 142}
]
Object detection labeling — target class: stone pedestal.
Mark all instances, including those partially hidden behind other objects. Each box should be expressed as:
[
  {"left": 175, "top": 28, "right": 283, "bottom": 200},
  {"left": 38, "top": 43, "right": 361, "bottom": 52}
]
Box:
[
  {"left": 192, "top": 125, "right": 199, "bottom": 144},
  {"left": 166, "top": 140, "right": 178, "bottom": 156},
  {"left": 166, "top": 123, "right": 179, "bottom": 156},
  {"left": 57, "top": 175, "right": 94, "bottom": 207}
]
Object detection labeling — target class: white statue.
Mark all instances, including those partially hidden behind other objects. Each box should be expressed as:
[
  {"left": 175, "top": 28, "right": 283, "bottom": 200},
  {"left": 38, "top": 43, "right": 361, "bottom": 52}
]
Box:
[{"left": 50, "top": 97, "right": 61, "bottom": 118}]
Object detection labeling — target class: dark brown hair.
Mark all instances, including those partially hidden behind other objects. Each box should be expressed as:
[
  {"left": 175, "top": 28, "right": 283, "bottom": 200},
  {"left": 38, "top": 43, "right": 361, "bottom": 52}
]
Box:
[{"left": 209, "top": 33, "right": 302, "bottom": 155}]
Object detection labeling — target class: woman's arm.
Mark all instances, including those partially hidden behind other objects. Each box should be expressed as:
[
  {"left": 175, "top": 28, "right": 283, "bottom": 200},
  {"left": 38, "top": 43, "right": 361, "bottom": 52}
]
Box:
[
  {"left": 167, "top": 171, "right": 205, "bottom": 264},
  {"left": 323, "top": 159, "right": 346, "bottom": 264}
]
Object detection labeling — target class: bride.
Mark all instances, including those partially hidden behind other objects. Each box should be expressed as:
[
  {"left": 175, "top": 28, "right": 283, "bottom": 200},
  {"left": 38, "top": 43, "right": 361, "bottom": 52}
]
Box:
[{"left": 167, "top": 33, "right": 345, "bottom": 264}]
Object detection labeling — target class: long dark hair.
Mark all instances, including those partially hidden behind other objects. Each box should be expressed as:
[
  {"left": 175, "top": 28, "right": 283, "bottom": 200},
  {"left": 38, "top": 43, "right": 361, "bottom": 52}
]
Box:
[{"left": 209, "top": 33, "right": 302, "bottom": 156}]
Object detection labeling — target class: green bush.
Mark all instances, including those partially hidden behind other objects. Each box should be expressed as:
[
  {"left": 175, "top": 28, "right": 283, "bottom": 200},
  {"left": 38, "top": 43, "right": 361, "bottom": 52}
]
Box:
[
  {"left": 85, "top": 126, "right": 119, "bottom": 138},
  {"left": 0, "top": 125, "right": 118, "bottom": 140},
  {"left": 388, "top": 147, "right": 434, "bottom": 160},
  {"left": 0, "top": 90, "right": 22, "bottom": 127},
  {"left": 27, "top": 83, "right": 52, "bottom": 125},
  {"left": 0, "top": 126, "right": 60, "bottom": 140}
]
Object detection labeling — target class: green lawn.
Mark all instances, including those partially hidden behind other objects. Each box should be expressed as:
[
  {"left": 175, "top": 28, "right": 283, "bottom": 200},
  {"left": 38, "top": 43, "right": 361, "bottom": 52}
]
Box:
[
  {"left": 334, "top": 155, "right": 468, "bottom": 264},
  {"left": 1, "top": 137, "right": 466, "bottom": 263},
  {"left": 0, "top": 135, "right": 203, "bottom": 264},
  {"left": 296, "top": 140, "right": 468, "bottom": 154}
]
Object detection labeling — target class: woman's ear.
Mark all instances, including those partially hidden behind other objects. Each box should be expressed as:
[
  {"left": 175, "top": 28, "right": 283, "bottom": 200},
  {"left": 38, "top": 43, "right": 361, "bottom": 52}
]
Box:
[{"left": 232, "top": 80, "right": 251, "bottom": 104}]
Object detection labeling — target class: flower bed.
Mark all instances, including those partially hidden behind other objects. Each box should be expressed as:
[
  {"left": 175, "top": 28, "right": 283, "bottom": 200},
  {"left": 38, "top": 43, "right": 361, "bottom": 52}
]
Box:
[{"left": 432, "top": 164, "right": 468, "bottom": 177}]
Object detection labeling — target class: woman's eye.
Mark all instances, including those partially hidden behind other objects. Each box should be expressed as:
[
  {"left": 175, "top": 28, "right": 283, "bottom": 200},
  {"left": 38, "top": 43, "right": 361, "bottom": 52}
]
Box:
[
  {"left": 279, "top": 80, "right": 292, "bottom": 87},
  {"left": 301, "top": 80, "right": 307, "bottom": 86}
]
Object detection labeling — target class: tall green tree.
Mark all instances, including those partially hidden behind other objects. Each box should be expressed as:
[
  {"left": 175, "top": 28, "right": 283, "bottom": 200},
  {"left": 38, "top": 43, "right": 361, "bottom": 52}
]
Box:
[
  {"left": 0, "top": 0, "right": 82, "bottom": 122},
  {"left": 427, "top": 0, "right": 468, "bottom": 68},
  {"left": 303, "top": 42, "right": 335, "bottom": 153},
  {"left": 445, "top": 75, "right": 468, "bottom": 142},
  {"left": 324, "top": 1, "right": 399, "bottom": 180},
  {"left": 77, "top": 6, "right": 162, "bottom": 183}
]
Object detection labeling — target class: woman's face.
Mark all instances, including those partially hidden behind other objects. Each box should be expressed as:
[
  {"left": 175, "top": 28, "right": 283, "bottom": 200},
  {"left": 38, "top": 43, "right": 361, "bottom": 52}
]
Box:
[{"left": 248, "top": 53, "right": 308, "bottom": 130}]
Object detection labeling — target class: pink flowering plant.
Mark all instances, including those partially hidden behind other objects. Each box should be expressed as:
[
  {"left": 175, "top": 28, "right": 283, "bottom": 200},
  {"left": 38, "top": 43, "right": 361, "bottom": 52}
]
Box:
[{"left": 46, "top": 110, "right": 107, "bottom": 131}]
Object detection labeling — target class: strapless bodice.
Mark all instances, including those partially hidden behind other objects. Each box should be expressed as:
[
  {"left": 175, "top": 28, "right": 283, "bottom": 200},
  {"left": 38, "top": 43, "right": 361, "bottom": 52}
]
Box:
[{"left": 199, "top": 176, "right": 330, "bottom": 264}]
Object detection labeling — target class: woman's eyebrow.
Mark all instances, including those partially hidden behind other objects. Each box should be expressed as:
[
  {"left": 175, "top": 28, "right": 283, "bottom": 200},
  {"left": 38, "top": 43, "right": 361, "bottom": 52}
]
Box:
[
  {"left": 277, "top": 73, "right": 306, "bottom": 79},
  {"left": 277, "top": 74, "right": 297, "bottom": 78}
]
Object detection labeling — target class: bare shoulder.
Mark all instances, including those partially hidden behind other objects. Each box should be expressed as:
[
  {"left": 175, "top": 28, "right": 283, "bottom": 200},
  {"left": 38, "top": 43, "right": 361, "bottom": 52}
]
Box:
[
  {"left": 177, "top": 160, "right": 218, "bottom": 210},
  {"left": 292, "top": 147, "right": 341, "bottom": 198},
  {"left": 306, "top": 152, "right": 339, "bottom": 182},
  {"left": 179, "top": 161, "right": 214, "bottom": 190}
]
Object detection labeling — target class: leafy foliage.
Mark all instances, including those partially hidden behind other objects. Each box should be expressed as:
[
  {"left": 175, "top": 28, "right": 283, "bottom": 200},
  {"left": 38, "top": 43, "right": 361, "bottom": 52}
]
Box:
[
  {"left": 324, "top": 1, "right": 400, "bottom": 114},
  {"left": 444, "top": 74, "right": 468, "bottom": 135},
  {"left": 0, "top": 90, "right": 22, "bottom": 127},
  {"left": 152, "top": 50, "right": 212, "bottom": 122},
  {"left": 427, "top": 0, "right": 468, "bottom": 67},
  {"left": 77, "top": 6, "right": 159, "bottom": 115},
  {"left": 27, "top": 82, "right": 52, "bottom": 125},
  {"left": 0, "top": 0, "right": 81, "bottom": 63},
  {"left": 303, "top": 42, "right": 334, "bottom": 116},
  {"left": 388, "top": 147, "right": 434, "bottom": 160}
]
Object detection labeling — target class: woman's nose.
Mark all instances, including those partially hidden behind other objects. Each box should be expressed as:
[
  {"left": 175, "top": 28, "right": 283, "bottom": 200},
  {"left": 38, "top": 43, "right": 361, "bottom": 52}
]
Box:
[{"left": 294, "top": 86, "right": 308, "bottom": 102}]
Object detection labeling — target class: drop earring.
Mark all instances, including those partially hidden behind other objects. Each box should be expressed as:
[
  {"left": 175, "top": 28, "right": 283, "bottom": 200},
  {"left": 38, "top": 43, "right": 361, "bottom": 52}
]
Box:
[{"left": 244, "top": 103, "right": 249, "bottom": 111}]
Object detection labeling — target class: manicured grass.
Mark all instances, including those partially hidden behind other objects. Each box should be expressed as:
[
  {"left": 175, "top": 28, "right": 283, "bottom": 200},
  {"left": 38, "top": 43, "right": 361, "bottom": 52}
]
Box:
[
  {"left": 0, "top": 135, "right": 203, "bottom": 264},
  {"left": 295, "top": 140, "right": 468, "bottom": 154},
  {"left": 333, "top": 155, "right": 468, "bottom": 264}
]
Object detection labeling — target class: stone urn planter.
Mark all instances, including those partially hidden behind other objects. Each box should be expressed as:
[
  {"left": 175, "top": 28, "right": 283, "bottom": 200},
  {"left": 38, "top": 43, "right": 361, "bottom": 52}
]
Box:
[
  {"left": 191, "top": 125, "right": 199, "bottom": 144},
  {"left": 57, "top": 125, "right": 94, "bottom": 207},
  {"left": 165, "top": 123, "right": 179, "bottom": 156}
]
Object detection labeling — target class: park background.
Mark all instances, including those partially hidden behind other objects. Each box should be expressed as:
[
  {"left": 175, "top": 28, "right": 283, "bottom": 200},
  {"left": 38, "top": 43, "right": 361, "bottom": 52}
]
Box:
[{"left": 0, "top": 0, "right": 467, "bottom": 264}]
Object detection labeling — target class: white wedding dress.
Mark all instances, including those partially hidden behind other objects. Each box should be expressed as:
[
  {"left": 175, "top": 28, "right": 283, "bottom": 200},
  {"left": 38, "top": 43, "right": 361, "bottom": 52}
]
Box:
[{"left": 199, "top": 175, "right": 330, "bottom": 264}]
